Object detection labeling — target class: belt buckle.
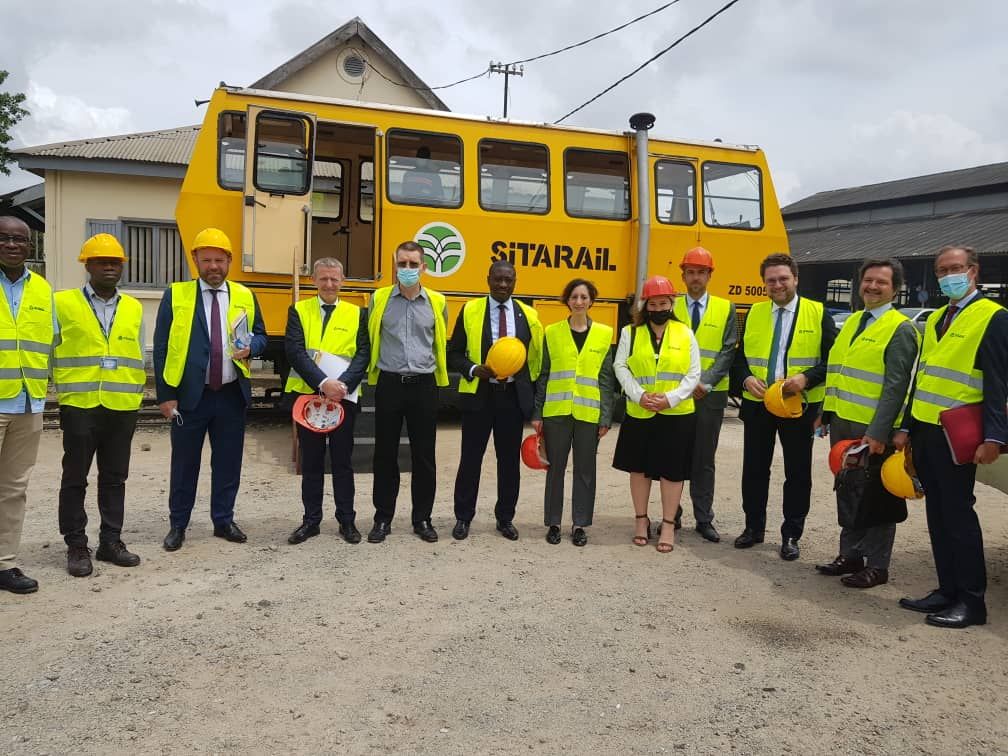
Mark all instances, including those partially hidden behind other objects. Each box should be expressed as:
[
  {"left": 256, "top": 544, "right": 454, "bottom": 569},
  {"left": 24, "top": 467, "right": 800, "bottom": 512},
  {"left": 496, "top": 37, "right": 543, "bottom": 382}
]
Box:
[{"left": 401, "top": 374, "right": 419, "bottom": 384}]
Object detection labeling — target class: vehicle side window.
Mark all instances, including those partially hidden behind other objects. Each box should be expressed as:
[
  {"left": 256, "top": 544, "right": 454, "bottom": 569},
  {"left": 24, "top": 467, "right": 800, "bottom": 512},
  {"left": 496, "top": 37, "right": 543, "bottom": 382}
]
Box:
[
  {"left": 702, "top": 161, "right": 763, "bottom": 230},
  {"left": 359, "top": 161, "right": 374, "bottom": 222},
  {"left": 655, "top": 160, "right": 695, "bottom": 225},
  {"left": 387, "top": 130, "right": 462, "bottom": 208},
  {"left": 254, "top": 114, "right": 312, "bottom": 195},
  {"left": 564, "top": 148, "right": 630, "bottom": 220},
  {"left": 478, "top": 139, "right": 549, "bottom": 214},
  {"left": 311, "top": 161, "right": 342, "bottom": 220},
  {"left": 217, "top": 111, "right": 246, "bottom": 191}
]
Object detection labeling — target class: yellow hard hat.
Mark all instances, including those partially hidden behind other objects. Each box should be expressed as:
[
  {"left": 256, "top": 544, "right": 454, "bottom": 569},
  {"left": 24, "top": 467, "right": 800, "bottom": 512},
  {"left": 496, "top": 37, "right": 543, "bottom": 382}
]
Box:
[
  {"left": 486, "top": 336, "right": 527, "bottom": 380},
  {"left": 191, "top": 227, "right": 233, "bottom": 255},
  {"left": 763, "top": 380, "right": 804, "bottom": 418},
  {"left": 881, "top": 450, "right": 924, "bottom": 499},
  {"left": 78, "top": 233, "right": 126, "bottom": 262}
]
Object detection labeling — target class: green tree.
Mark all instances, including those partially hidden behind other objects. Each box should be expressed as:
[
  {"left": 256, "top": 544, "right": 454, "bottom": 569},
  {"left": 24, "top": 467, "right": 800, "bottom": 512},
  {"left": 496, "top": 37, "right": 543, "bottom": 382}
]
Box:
[{"left": 0, "top": 71, "right": 29, "bottom": 176}]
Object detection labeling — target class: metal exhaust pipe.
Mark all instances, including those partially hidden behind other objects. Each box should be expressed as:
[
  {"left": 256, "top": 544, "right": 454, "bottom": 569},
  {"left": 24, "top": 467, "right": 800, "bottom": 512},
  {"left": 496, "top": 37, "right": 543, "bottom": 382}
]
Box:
[{"left": 629, "top": 112, "right": 655, "bottom": 306}]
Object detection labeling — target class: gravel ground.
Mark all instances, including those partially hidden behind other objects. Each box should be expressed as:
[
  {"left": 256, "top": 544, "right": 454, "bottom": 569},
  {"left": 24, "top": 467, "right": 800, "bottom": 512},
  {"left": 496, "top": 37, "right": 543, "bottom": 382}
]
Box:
[{"left": 2, "top": 413, "right": 1006, "bottom": 755}]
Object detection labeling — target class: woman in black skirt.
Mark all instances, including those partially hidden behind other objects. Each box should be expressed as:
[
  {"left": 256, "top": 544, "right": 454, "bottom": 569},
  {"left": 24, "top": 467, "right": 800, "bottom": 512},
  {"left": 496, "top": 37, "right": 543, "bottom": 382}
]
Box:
[{"left": 613, "top": 275, "right": 700, "bottom": 553}]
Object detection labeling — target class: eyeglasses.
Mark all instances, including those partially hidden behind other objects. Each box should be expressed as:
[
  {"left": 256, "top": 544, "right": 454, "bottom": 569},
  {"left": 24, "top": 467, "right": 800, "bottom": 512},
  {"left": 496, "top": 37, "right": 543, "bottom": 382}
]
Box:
[
  {"left": 935, "top": 264, "right": 971, "bottom": 276},
  {"left": 0, "top": 234, "right": 30, "bottom": 245}
]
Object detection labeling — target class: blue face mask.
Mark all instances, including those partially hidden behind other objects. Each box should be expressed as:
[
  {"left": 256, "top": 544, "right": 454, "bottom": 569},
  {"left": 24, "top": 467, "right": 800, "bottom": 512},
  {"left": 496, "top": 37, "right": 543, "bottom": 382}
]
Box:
[
  {"left": 397, "top": 267, "right": 421, "bottom": 287},
  {"left": 938, "top": 272, "right": 971, "bottom": 300}
]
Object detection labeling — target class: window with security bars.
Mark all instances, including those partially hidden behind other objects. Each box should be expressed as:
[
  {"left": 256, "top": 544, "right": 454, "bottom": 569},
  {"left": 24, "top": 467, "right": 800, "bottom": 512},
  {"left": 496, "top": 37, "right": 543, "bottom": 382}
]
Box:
[{"left": 86, "top": 219, "right": 190, "bottom": 288}]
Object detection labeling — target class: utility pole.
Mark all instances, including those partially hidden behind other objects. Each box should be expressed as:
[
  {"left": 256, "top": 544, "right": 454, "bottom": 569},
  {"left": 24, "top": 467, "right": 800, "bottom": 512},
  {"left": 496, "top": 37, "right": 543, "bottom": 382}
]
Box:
[{"left": 489, "top": 62, "right": 523, "bottom": 118}]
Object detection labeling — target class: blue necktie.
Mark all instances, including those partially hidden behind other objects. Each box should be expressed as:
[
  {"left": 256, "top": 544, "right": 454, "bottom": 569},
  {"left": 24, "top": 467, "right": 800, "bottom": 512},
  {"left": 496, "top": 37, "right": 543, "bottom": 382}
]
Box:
[
  {"left": 691, "top": 301, "right": 701, "bottom": 332},
  {"left": 766, "top": 307, "right": 783, "bottom": 383}
]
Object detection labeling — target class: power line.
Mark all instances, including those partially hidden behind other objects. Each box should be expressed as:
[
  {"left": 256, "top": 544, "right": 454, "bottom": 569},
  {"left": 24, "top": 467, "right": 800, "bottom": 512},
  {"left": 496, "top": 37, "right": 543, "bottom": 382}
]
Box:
[{"left": 554, "top": 0, "right": 745, "bottom": 124}]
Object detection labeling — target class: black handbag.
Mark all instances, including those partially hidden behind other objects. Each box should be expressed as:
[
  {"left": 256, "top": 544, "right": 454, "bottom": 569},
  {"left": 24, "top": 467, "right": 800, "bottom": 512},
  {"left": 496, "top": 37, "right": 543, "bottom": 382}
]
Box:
[{"left": 834, "top": 453, "right": 908, "bottom": 529}]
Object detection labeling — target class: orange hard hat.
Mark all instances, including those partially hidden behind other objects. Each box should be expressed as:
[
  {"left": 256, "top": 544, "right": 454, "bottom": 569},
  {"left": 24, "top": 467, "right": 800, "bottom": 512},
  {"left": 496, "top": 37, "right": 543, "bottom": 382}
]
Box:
[
  {"left": 828, "top": 439, "right": 862, "bottom": 476},
  {"left": 293, "top": 394, "right": 345, "bottom": 434},
  {"left": 641, "top": 275, "right": 677, "bottom": 300},
  {"left": 521, "top": 432, "right": 549, "bottom": 470},
  {"left": 680, "top": 246, "right": 715, "bottom": 271}
]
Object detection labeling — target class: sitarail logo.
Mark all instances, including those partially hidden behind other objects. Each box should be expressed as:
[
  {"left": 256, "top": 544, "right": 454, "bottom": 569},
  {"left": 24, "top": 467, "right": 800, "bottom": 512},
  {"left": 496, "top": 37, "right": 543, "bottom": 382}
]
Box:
[{"left": 415, "top": 222, "right": 465, "bottom": 277}]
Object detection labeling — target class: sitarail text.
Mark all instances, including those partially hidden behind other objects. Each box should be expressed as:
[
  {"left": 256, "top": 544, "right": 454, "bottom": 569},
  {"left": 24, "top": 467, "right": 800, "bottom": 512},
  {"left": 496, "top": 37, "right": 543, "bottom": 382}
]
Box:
[{"left": 491, "top": 240, "right": 617, "bottom": 271}]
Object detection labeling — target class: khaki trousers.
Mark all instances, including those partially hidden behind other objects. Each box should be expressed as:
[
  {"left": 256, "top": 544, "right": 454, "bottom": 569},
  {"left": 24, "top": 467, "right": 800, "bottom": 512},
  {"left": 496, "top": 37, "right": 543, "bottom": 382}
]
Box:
[{"left": 0, "top": 412, "right": 43, "bottom": 571}]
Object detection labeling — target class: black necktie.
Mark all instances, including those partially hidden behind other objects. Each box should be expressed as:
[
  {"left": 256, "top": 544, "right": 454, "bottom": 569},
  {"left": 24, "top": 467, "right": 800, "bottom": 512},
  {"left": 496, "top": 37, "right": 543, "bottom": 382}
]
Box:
[
  {"left": 691, "top": 301, "right": 701, "bottom": 332},
  {"left": 321, "top": 303, "right": 335, "bottom": 334},
  {"left": 852, "top": 311, "right": 872, "bottom": 339}
]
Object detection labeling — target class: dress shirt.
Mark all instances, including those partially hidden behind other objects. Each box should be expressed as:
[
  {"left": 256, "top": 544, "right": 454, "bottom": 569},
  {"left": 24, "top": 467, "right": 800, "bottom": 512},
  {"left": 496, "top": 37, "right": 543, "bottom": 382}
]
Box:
[
  {"left": 199, "top": 278, "right": 237, "bottom": 386},
  {"left": 943, "top": 288, "right": 980, "bottom": 327},
  {"left": 685, "top": 292, "right": 709, "bottom": 321},
  {"left": 0, "top": 268, "right": 59, "bottom": 414},
  {"left": 613, "top": 325, "right": 701, "bottom": 409},
  {"left": 377, "top": 286, "right": 443, "bottom": 375},
  {"left": 770, "top": 295, "right": 799, "bottom": 381},
  {"left": 475, "top": 296, "right": 516, "bottom": 383},
  {"left": 83, "top": 283, "right": 145, "bottom": 353}
]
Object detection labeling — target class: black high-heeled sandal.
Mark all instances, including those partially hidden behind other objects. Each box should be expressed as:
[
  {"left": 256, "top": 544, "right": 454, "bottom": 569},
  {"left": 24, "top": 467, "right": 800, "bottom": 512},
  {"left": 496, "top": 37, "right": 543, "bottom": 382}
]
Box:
[
  {"left": 632, "top": 514, "right": 650, "bottom": 547},
  {"left": 657, "top": 518, "right": 675, "bottom": 553}
]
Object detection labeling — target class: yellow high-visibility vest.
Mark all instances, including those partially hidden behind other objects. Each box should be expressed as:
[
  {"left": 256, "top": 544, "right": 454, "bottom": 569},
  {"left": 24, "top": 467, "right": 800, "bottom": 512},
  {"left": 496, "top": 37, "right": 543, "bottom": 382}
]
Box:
[
  {"left": 542, "top": 320, "right": 612, "bottom": 423},
  {"left": 367, "top": 285, "right": 448, "bottom": 386},
  {"left": 673, "top": 294, "right": 733, "bottom": 392},
  {"left": 742, "top": 297, "right": 825, "bottom": 403},
  {"left": 285, "top": 297, "right": 360, "bottom": 395},
  {"left": 162, "top": 280, "right": 256, "bottom": 388},
  {"left": 623, "top": 322, "right": 695, "bottom": 419},
  {"left": 911, "top": 298, "right": 1003, "bottom": 425},
  {"left": 0, "top": 271, "right": 53, "bottom": 400},
  {"left": 53, "top": 289, "right": 145, "bottom": 410},
  {"left": 456, "top": 297, "right": 543, "bottom": 393}
]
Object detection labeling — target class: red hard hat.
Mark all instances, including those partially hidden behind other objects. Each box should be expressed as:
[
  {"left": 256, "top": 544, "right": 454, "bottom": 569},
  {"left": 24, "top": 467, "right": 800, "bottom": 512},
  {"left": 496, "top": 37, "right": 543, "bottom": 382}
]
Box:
[
  {"left": 828, "top": 439, "right": 861, "bottom": 476},
  {"left": 680, "top": 246, "right": 715, "bottom": 271},
  {"left": 293, "top": 394, "right": 345, "bottom": 434},
  {"left": 641, "top": 275, "right": 677, "bottom": 300},
  {"left": 521, "top": 433, "right": 549, "bottom": 470}
]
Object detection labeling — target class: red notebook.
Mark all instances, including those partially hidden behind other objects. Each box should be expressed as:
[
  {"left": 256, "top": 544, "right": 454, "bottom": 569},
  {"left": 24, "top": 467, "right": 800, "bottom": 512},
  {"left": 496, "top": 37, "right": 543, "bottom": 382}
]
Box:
[{"left": 938, "top": 403, "right": 1006, "bottom": 464}]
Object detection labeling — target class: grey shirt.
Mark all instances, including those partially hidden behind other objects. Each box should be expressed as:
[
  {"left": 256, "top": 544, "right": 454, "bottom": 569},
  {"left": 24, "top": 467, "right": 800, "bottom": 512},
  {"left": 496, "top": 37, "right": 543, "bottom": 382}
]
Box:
[{"left": 376, "top": 286, "right": 447, "bottom": 375}]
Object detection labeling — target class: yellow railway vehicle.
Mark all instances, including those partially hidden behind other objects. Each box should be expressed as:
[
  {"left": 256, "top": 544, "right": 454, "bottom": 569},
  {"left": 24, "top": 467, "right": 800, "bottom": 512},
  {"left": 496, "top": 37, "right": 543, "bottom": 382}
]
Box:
[{"left": 176, "top": 86, "right": 788, "bottom": 372}]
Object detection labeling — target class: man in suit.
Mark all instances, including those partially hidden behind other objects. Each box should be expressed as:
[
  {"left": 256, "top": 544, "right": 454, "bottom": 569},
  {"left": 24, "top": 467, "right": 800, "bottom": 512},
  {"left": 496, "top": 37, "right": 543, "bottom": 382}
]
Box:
[
  {"left": 731, "top": 253, "right": 837, "bottom": 560},
  {"left": 895, "top": 245, "right": 1008, "bottom": 629},
  {"left": 284, "top": 258, "right": 369, "bottom": 545},
  {"left": 154, "top": 227, "right": 267, "bottom": 551},
  {"left": 448, "top": 260, "right": 543, "bottom": 541},
  {"left": 818, "top": 258, "right": 920, "bottom": 589}
]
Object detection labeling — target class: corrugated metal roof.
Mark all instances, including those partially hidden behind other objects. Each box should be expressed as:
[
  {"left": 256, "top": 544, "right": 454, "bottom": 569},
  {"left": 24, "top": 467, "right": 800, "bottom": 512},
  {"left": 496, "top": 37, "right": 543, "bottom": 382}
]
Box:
[
  {"left": 787, "top": 208, "right": 1008, "bottom": 264},
  {"left": 783, "top": 161, "right": 1008, "bottom": 216},
  {"left": 14, "top": 126, "right": 200, "bottom": 165}
]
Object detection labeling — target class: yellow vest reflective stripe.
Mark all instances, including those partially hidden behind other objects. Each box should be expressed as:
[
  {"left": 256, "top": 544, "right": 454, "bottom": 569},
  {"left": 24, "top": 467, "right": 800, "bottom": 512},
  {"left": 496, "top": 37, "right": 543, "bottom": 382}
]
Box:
[
  {"left": 285, "top": 298, "right": 360, "bottom": 395},
  {"left": 542, "top": 321, "right": 613, "bottom": 423},
  {"left": 457, "top": 298, "right": 544, "bottom": 394},
  {"left": 742, "top": 297, "right": 825, "bottom": 403},
  {"left": 367, "top": 286, "right": 448, "bottom": 386},
  {"left": 824, "top": 308, "right": 916, "bottom": 426},
  {"left": 162, "top": 280, "right": 256, "bottom": 388},
  {"left": 53, "top": 289, "right": 145, "bottom": 410},
  {"left": 624, "top": 323, "right": 695, "bottom": 418},
  {"left": 673, "top": 294, "right": 732, "bottom": 392},
  {"left": 911, "top": 298, "right": 1002, "bottom": 425},
  {"left": 0, "top": 272, "right": 53, "bottom": 400}
]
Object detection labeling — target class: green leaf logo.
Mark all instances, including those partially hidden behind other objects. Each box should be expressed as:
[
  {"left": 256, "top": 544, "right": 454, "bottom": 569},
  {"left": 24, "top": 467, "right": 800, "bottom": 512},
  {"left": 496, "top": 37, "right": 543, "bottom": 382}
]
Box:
[{"left": 415, "top": 222, "right": 466, "bottom": 277}]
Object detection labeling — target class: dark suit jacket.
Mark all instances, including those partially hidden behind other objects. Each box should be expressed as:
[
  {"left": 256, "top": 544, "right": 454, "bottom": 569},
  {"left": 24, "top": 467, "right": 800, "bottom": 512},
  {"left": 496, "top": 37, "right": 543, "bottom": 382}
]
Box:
[
  {"left": 284, "top": 303, "right": 370, "bottom": 395},
  {"left": 447, "top": 298, "right": 536, "bottom": 419},
  {"left": 154, "top": 281, "right": 268, "bottom": 411}
]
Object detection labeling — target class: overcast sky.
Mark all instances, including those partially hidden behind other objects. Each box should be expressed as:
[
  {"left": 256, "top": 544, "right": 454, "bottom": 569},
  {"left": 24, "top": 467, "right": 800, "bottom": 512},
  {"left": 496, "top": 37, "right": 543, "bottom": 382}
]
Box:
[{"left": 4, "top": 0, "right": 1006, "bottom": 206}]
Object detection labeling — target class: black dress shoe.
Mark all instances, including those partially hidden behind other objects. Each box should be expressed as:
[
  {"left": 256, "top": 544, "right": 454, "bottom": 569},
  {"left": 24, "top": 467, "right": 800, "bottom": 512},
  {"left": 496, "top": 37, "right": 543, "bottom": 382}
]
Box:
[
  {"left": 413, "top": 520, "right": 438, "bottom": 542},
  {"left": 95, "top": 540, "right": 141, "bottom": 567},
  {"left": 571, "top": 527, "right": 588, "bottom": 547},
  {"left": 0, "top": 567, "right": 38, "bottom": 594},
  {"left": 496, "top": 521, "right": 519, "bottom": 541},
  {"left": 213, "top": 522, "right": 247, "bottom": 543},
  {"left": 842, "top": 567, "right": 888, "bottom": 589},
  {"left": 815, "top": 554, "right": 865, "bottom": 576},
  {"left": 338, "top": 522, "right": 362, "bottom": 544},
  {"left": 288, "top": 523, "right": 320, "bottom": 545},
  {"left": 780, "top": 538, "right": 800, "bottom": 561},
  {"left": 733, "top": 528, "right": 765, "bottom": 548},
  {"left": 696, "top": 522, "right": 720, "bottom": 543},
  {"left": 899, "top": 590, "right": 954, "bottom": 614},
  {"left": 452, "top": 519, "right": 471, "bottom": 540},
  {"left": 546, "top": 525, "right": 561, "bottom": 545},
  {"left": 163, "top": 527, "right": 186, "bottom": 551},
  {"left": 367, "top": 521, "right": 391, "bottom": 543},
  {"left": 67, "top": 544, "right": 93, "bottom": 577},
  {"left": 925, "top": 601, "right": 987, "bottom": 629}
]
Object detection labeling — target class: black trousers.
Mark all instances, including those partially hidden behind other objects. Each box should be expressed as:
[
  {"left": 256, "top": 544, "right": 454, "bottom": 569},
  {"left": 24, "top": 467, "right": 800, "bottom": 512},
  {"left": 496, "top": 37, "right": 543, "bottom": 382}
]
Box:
[
  {"left": 913, "top": 422, "right": 986, "bottom": 611},
  {"left": 298, "top": 399, "right": 358, "bottom": 526},
  {"left": 371, "top": 372, "right": 438, "bottom": 525},
  {"left": 58, "top": 405, "right": 139, "bottom": 547},
  {"left": 453, "top": 383, "right": 524, "bottom": 524},
  {"left": 740, "top": 398, "right": 817, "bottom": 539}
]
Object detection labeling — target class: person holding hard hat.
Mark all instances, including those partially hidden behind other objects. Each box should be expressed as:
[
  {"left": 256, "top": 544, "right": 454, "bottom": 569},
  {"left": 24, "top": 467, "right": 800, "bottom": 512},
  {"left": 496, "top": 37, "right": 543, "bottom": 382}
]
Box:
[
  {"left": 731, "top": 253, "right": 836, "bottom": 561},
  {"left": 817, "top": 258, "right": 919, "bottom": 589},
  {"left": 613, "top": 275, "right": 700, "bottom": 554},
  {"left": 153, "top": 227, "right": 267, "bottom": 552},
  {"left": 672, "top": 246, "right": 737, "bottom": 543},
  {"left": 448, "top": 259, "right": 543, "bottom": 541},
  {"left": 54, "top": 234, "right": 147, "bottom": 577},
  {"left": 531, "top": 278, "right": 615, "bottom": 547},
  {"left": 0, "top": 216, "right": 56, "bottom": 595}
]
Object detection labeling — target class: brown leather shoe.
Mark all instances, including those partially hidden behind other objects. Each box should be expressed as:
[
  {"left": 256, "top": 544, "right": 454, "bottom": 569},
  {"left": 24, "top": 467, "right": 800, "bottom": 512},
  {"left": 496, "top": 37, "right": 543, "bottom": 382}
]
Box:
[
  {"left": 815, "top": 554, "right": 864, "bottom": 576},
  {"left": 841, "top": 567, "right": 889, "bottom": 589},
  {"left": 67, "top": 544, "right": 93, "bottom": 577}
]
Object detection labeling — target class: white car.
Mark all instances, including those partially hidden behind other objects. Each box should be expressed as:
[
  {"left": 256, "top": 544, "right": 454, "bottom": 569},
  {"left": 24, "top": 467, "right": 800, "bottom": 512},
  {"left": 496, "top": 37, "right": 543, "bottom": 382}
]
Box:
[{"left": 899, "top": 307, "right": 936, "bottom": 333}]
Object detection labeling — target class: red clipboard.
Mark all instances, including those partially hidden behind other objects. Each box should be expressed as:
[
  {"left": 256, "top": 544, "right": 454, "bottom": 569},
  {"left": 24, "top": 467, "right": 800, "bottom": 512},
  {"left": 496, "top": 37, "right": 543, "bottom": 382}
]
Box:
[{"left": 938, "top": 403, "right": 1006, "bottom": 465}]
